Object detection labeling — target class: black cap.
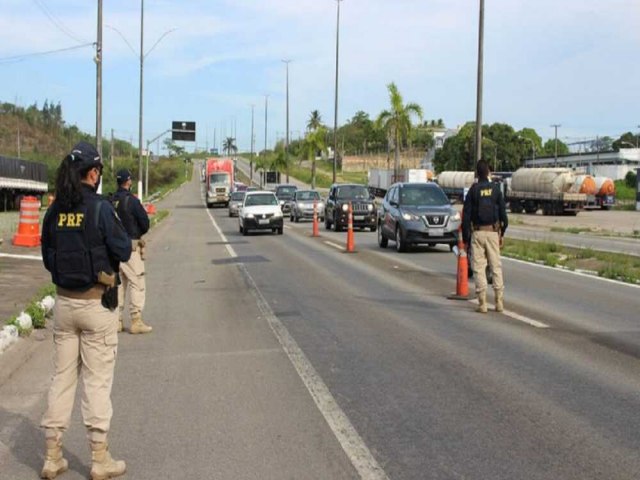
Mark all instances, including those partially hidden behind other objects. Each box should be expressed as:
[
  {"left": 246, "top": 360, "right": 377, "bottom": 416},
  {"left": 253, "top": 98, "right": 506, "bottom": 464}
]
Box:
[
  {"left": 68, "top": 142, "right": 102, "bottom": 171},
  {"left": 116, "top": 169, "right": 132, "bottom": 185}
]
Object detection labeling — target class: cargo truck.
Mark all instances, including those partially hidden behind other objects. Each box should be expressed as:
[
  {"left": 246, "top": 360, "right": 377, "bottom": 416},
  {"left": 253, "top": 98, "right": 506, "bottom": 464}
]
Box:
[
  {"left": 205, "top": 158, "right": 234, "bottom": 207},
  {"left": 434, "top": 171, "right": 475, "bottom": 202},
  {"left": 368, "top": 168, "right": 432, "bottom": 197},
  {"left": 0, "top": 155, "right": 48, "bottom": 211}
]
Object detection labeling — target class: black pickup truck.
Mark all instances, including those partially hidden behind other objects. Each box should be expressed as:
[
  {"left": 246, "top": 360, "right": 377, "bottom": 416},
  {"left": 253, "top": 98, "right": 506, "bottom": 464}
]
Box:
[{"left": 324, "top": 183, "right": 377, "bottom": 232}]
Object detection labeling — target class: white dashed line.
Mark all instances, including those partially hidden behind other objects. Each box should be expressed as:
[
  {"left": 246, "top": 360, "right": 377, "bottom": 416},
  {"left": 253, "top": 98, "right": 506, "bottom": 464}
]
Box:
[
  {"left": 469, "top": 298, "right": 550, "bottom": 328},
  {"left": 324, "top": 240, "right": 346, "bottom": 251},
  {"left": 0, "top": 253, "right": 43, "bottom": 261}
]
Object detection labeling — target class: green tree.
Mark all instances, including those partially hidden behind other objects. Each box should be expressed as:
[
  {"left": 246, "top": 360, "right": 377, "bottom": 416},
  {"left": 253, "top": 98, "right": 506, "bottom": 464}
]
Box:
[
  {"left": 163, "top": 138, "right": 186, "bottom": 157},
  {"left": 612, "top": 132, "right": 638, "bottom": 151},
  {"left": 307, "top": 110, "right": 323, "bottom": 131},
  {"left": 222, "top": 137, "right": 237, "bottom": 156},
  {"left": 434, "top": 122, "right": 476, "bottom": 172},
  {"left": 376, "top": 82, "right": 423, "bottom": 178},
  {"left": 301, "top": 126, "right": 328, "bottom": 188},
  {"left": 542, "top": 138, "right": 569, "bottom": 157}
]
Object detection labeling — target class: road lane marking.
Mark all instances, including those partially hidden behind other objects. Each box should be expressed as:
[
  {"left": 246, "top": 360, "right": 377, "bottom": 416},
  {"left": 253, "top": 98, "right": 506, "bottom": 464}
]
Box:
[
  {"left": 324, "top": 241, "right": 346, "bottom": 251},
  {"left": 469, "top": 298, "right": 550, "bottom": 328},
  {"left": 203, "top": 201, "right": 238, "bottom": 258},
  {"left": 204, "top": 204, "right": 388, "bottom": 480},
  {"left": 0, "top": 253, "right": 42, "bottom": 261},
  {"left": 284, "top": 224, "right": 292, "bottom": 230},
  {"left": 239, "top": 263, "right": 389, "bottom": 480}
]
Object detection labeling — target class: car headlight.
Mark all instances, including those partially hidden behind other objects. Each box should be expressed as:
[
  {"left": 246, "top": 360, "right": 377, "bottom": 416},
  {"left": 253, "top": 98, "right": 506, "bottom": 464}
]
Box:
[
  {"left": 318, "top": 202, "right": 324, "bottom": 209},
  {"left": 274, "top": 210, "right": 283, "bottom": 218},
  {"left": 342, "top": 204, "right": 349, "bottom": 212},
  {"left": 402, "top": 212, "right": 419, "bottom": 221},
  {"left": 367, "top": 204, "right": 374, "bottom": 212},
  {"left": 279, "top": 200, "right": 285, "bottom": 205},
  {"left": 451, "top": 212, "right": 461, "bottom": 222},
  {"left": 246, "top": 213, "right": 255, "bottom": 219}
]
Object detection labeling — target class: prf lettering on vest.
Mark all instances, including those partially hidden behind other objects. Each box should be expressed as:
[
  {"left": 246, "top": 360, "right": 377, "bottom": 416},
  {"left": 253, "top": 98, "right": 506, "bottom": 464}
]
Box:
[
  {"left": 57, "top": 213, "right": 85, "bottom": 228},
  {"left": 480, "top": 188, "right": 492, "bottom": 197}
]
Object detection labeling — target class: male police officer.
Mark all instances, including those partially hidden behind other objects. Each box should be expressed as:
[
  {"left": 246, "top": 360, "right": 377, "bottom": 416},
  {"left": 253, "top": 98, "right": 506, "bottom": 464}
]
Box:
[
  {"left": 112, "top": 169, "right": 152, "bottom": 334},
  {"left": 41, "top": 142, "right": 130, "bottom": 479},
  {"left": 462, "top": 159, "right": 508, "bottom": 313}
]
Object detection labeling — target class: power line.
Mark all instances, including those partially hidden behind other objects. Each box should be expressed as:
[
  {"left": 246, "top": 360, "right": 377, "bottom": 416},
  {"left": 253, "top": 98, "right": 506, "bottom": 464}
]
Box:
[
  {"left": 31, "top": 0, "right": 88, "bottom": 45},
  {"left": 0, "top": 43, "right": 95, "bottom": 65}
]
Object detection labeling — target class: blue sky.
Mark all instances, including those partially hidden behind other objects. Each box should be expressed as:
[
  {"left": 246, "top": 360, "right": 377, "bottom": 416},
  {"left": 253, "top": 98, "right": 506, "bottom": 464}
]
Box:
[{"left": 1, "top": 0, "right": 638, "bottom": 154}]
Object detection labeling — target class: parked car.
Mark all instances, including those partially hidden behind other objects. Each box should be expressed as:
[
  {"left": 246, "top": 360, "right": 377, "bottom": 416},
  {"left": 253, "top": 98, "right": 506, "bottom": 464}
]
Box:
[
  {"left": 274, "top": 184, "right": 298, "bottom": 214},
  {"left": 289, "top": 190, "right": 325, "bottom": 222},
  {"left": 324, "top": 183, "right": 377, "bottom": 232},
  {"left": 239, "top": 191, "right": 284, "bottom": 235},
  {"left": 378, "top": 182, "right": 460, "bottom": 252},
  {"left": 228, "top": 191, "right": 246, "bottom": 217}
]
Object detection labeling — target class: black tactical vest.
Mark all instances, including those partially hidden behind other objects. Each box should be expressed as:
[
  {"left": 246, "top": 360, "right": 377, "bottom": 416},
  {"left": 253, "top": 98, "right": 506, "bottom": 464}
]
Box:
[
  {"left": 474, "top": 182, "right": 500, "bottom": 226},
  {"left": 45, "top": 198, "right": 113, "bottom": 290},
  {"left": 111, "top": 190, "right": 141, "bottom": 239}
]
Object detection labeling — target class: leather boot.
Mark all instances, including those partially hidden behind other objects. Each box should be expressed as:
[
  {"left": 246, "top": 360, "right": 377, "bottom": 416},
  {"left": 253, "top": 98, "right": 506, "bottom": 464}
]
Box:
[
  {"left": 495, "top": 290, "right": 504, "bottom": 313},
  {"left": 475, "top": 291, "right": 488, "bottom": 314},
  {"left": 129, "top": 314, "right": 152, "bottom": 334},
  {"left": 89, "top": 441, "right": 126, "bottom": 480},
  {"left": 41, "top": 430, "right": 68, "bottom": 479}
]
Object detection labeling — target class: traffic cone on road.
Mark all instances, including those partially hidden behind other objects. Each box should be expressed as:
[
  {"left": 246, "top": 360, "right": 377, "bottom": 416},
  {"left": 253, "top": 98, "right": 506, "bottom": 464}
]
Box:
[
  {"left": 448, "top": 214, "right": 469, "bottom": 300},
  {"left": 12, "top": 196, "right": 41, "bottom": 247},
  {"left": 346, "top": 202, "right": 355, "bottom": 253},
  {"left": 312, "top": 199, "right": 320, "bottom": 237}
]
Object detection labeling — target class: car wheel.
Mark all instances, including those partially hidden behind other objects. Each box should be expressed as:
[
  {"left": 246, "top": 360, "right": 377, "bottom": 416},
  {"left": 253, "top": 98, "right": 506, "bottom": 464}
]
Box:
[
  {"left": 395, "top": 225, "right": 408, "bottom": 252},
  {"left": 334, "top": 213, "right": 342, "bottom": 232},
  {"left": 378, "top": 223, "right": 388, "bottom": 248},
  {"left": 370, "top": 225, "right": 377, "bottom": 232},
  {"left": 229, "top": 211, "right": 233, "bottom": 217},
  {"left": 294, "top": 214, "right": 299, "bottom": 223},
  {"left": 325, "top": 214, "right": 331, "bottom": 230},
  {"left": 278, "top": 227, "right": 284, "bottom": 235}
]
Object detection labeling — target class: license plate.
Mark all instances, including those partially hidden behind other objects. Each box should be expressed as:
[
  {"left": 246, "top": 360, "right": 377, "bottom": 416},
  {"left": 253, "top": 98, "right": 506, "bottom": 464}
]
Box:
[
  {"left": 354, "top": 215, "right": 365, "bottom": 220},
  {"left": 429, "top": 228, "right": 444, "bottom": 236},
  {"left": 258, "top": 219, "right": 270, "bottom": 225}
]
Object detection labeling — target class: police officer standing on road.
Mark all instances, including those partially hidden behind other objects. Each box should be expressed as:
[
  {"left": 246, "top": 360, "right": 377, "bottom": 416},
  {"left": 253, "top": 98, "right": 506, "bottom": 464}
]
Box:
[
  {"left": 462, "top": 159, "right": 508, "bottom": 313},
  {"left": 112, "top": 169, "right": 152, "bottom": 334},
  {"left": 40, "top": 142, "right": 131, "bottom": 479}
]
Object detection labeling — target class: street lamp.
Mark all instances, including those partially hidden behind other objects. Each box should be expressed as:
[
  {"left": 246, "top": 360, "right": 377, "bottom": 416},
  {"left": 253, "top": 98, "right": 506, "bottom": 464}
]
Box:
[
  {"left": 282, "top": 59, "right": 291, "bottom": 183},
  {"left": 333, "top": 0, "right": 343, "bottom": 183},
  {"left": 551, "top": 124, "right": 561, "bottom": 167},
  {"left": 474, "top": 0, "right": 484, "bottom": 163}
]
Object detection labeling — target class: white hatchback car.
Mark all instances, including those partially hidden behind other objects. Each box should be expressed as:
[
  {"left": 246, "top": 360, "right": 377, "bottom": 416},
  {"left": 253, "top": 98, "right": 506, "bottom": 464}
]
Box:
[{"left": 239, "top": 191, "right": 284, "bottom": 235}]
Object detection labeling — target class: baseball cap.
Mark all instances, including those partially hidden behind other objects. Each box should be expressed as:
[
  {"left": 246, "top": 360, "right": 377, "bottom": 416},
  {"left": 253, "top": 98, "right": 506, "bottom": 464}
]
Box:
[
  {"left": 68, "top": 142, "right": 102, "bottom": 171},
  {"left": 116, "top": 169, "right": 132, "bottom": 184}
]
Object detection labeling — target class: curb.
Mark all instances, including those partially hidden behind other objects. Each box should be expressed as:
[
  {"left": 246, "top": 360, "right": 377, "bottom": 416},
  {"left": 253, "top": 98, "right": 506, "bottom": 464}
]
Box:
[{"left": 0, "top": 326, "right": 50, "bottom": 386}]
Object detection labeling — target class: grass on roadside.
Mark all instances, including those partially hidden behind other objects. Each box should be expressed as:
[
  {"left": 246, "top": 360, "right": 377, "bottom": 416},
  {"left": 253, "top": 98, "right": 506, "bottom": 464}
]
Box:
[
  {"left": 150, "top": 209, "right": 169, "bottom": 228},
  {"left": 502, "top": 238, "right": 640, "bottom": 284}
]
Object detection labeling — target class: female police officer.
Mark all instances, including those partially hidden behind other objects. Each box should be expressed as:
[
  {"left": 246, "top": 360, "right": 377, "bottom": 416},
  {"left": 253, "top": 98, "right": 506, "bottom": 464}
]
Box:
[{"left": 40, "top": 142, "right": 131, "bottom": 480}]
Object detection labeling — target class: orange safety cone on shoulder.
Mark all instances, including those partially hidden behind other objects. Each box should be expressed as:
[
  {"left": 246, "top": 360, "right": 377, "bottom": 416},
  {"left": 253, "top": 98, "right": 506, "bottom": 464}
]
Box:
[
  {"left": 346, "top": 202, "right": 355, "bottom": 253},
  {"left": 312, "top": 199, "right": 320, "bottom": 237},
  {"left": 448, "top": 214, "right": 469, "bottom": 300},
  {"left": 12, "top": 196, "right": 41, "bottom": 247},
  {"left": 144, "top": 203, "right": 156, "bottom": 216}
]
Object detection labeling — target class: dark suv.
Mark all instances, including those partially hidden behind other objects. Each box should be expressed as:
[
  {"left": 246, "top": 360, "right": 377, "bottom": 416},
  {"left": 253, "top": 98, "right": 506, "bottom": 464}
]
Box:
[
  {"left": 378, "top": 182, "right": 460, "bottom": 252},
  {"left": 325, "top": 184, "right": 377, "bottom": 232},
  {"left": 274, "top": 184, "right": 297, "bottom": 214}
]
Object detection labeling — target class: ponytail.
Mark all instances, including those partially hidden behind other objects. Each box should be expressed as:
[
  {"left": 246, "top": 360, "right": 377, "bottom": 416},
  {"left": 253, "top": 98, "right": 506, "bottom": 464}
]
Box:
[{"left": 54, "top": 155, "right": 85, "bottom": 210}]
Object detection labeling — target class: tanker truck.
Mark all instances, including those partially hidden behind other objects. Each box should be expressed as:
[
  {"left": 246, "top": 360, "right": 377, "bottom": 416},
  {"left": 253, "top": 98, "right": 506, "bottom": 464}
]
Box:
[
  {"left": 585, "top": 176, "right": 615, "bottom": 210},
  {"left": 507, "top": 168, "right": 586, "bottom": 215},
  {"left": 434, "top": 171, "right": 475, "bottom": 202}
]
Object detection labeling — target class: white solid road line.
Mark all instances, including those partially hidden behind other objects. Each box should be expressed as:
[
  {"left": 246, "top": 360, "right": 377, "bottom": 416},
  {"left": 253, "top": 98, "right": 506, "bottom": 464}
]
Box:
[
  {"left": 203, "top": 206, "right": 388, "bottom": 480},
  {"left": 469, "top": 298, "right": 550, "bottom": 329},
  {"left": 0, "top": 253, "right": 43, "bottom": 261},
  {"left": 324, "top": 240, "right": 346, "bottom": 251}
]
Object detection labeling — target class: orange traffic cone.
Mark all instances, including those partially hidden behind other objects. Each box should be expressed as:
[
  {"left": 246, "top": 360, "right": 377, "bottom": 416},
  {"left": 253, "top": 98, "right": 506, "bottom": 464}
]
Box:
[
  {"left": 346, "top": 202, "right": 355, "bottom": 253},
  {"left": 448, "top": 214, "right": 469, "bottom": 300},
  {"left": 312, "top": 199, "right": 320, "bottom": 237},
  {"left": 144, "top": 203, "right": 157, "bottom": 216},
  {"left": 12, "top": 196, "right": 41, "bottom": 247}
]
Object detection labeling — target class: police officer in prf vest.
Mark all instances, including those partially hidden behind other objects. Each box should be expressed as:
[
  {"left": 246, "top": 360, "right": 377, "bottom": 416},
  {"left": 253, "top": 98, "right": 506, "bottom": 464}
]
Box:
[
  {"left": 40, "top": 142, "right": 131, "bottom": 479},
  {"left": 462, "top": 159, "right": 508, "bottom": 314},
  {"left": 111, "top": 169, "right": 152, "bottom": 334}
]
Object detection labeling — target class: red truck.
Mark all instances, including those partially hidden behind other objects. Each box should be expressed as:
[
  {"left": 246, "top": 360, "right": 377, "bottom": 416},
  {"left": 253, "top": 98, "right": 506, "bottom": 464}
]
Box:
[{"left": 205, "top": 158, "right": 234, "bottom": 207}]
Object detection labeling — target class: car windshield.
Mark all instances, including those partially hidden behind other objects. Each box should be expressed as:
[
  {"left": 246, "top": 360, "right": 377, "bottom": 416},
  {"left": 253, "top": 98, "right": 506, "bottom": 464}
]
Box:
[
  {"left": 209, "top": 173, "right": 229, "bottom": 185},
  {"left": 230, "top": 192, "right": 245, "bottom": 201},
  {"left": 296, "top": 191, "right": 320, "bottom": 201},
  {"left": 336, "top": 185, "right": 369, "bottom": 200},
  {"left": 277, "top": 187, "right": 296, "bottom": 197},
  {"left": 245, "top": 193, "right": 278, "bottom": 206},
  {"left": 399, "top": 185, "right": 449, "bottom": 206}
]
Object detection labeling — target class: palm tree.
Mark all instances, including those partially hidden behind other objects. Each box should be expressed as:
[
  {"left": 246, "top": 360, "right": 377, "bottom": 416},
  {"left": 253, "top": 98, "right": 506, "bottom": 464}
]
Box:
[
  {"left": 307, "top": 110, "right": 323, "bottom": 131},
  {"left": 301, "top": 126, "right": 327, "bottom": 188},
  {"left": 376, "top": 82, "right": 423, "bottom": 180},
  {"left": 222, "top": 137, "right": 237, "bottom": 156}
]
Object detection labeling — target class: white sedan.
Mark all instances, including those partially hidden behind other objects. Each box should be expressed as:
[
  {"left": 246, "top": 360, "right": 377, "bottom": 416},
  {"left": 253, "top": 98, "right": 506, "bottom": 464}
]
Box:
[{"left": 239, "top": 191, "right": 284, "bottom": 235}]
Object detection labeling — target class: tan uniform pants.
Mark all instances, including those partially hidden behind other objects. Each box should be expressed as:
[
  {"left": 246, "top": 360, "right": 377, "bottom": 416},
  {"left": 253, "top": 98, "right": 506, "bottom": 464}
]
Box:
[
  {"left": 471, "top": 230, "right": 504, "bottom": 295},
  {"left": 118, "top": 242, "right": 145, "bottom": 318},
  {"left": 41, "top": 296, "right": 118, "bottom": 442}
]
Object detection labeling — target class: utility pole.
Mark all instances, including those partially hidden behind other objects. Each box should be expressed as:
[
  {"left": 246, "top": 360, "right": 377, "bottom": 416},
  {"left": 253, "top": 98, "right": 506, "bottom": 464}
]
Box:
[
  {"left": 110, "top": 128, "right": 114, "bottom": 170},
  {"left": 250, "top": 104, "right": 255, "bottom": 183},
  {"left": 138, "top": 0, "right": 145, "bottom": 199},
  {"left": 213, "top": 127, "right": 216, "bottom": 154},
  {"left": 96, "top": 0, "right": 103, "bottom": 193},
  {"left": 263, "top": 95, "right": 269, "bottom": 188},
  {"left": 551, "top": 124, "right": 561, "bottom": 167},
  {"left": 17, "top": 125, "right": 21, "bottom": 158},
  {"left": 333, "top": 0, "right": 343, "bottom": 184},
  {"left": 474, "top": 0, "right": 484, "bottom": 165},
  {"left": 283, "top": 59, "right": 291, "bottom": 183}
]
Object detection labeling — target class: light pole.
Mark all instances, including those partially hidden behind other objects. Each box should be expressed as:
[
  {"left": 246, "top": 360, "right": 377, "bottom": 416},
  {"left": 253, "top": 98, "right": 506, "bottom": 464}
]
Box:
[
  {"left": 333, "top": 0, "right": 343, "bottom": 184},
  {"left": 282, "top": 59, "right": 291, "bottom": 183},
  {"left": 263, "top": 94, "right": 269, "bottom": 188},
  {"left": 474, "top": 0, "right": 484, "bottom": 164},
  {"left": 636, "top": 125, "right": 640, "bottom": 148},
  {"left": 551, "top": 124, "right": 561, "bottom": 166},
  {"left": 250, "top": 104, "right": 255, "bottom": 184},
  {"left": 95, "top": 0, "right": 103, "bottom": 193}
]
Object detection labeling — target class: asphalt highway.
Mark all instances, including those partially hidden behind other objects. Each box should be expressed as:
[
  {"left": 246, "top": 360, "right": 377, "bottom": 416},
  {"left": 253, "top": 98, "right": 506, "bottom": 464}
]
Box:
[{"left": 1, "top": 173, "right": 640, "bottom": 479}]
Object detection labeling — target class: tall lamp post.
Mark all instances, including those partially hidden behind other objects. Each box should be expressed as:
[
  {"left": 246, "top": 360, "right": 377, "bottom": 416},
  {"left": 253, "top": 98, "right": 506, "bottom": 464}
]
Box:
[
  {"left": 551, "top": 124, "right": 561, "bottom": 167},
  {"left": 263, "top": 94, "right": 269, "bottom": 188},
  {"left": 474, "top": 0, "right": 484, "bottom": 164},
  {"left": 282, "top": 59, "right": 291, "bottom": 183},
  {"left": 95, "top": 0, "right": 103, "bottom": 193},
  {"left": 333, "top": 0, "right": 343, "bottom": 183},
  {"left": 250, "top": 104, "right": 255, "bottom": 184}
]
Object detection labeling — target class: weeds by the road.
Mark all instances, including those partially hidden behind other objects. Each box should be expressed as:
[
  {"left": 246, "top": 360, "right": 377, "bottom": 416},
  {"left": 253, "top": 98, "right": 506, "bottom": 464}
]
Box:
[
  {"left": 150, "top": 209, "right": 169, "bottom": 228},
  {"left": 549, "top": 226, "right": 640, "bottom": 238},
  {"left": 502, "top": 238, "right": 640, "bottom": 284}
]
